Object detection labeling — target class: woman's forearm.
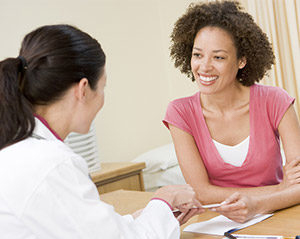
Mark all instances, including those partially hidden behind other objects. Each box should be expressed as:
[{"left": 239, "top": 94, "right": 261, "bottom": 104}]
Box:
[
  {"left": 255, "top": 184, "right": 300, "bottom": 213},
  {"left": 195, "top": 182, "right": 281, "bottom": 204},
  {"left": 196, "top": 182, "right": 300, "bottom": 213}
]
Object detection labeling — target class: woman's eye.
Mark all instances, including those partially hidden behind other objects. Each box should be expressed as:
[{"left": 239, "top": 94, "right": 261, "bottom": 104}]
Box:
[
  {"left": 214, "top": 56, "right": 225, "bottom": 60},
  {"left": 192, "top": 53, "right": 201, "bottom": 58}
]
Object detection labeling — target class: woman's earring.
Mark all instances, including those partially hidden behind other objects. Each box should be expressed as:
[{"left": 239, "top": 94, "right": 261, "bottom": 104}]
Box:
[{"left": 239, "top": 59, "right": 246, "bottom": 69}]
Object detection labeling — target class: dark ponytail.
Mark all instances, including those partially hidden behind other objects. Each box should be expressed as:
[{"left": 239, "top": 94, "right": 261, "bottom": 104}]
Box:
[
  {"left": 0, "top": 58, "right": 35, "bottom": 149},
  {"left": 0, "top": 24, "right": 106, "bottom": 150}
]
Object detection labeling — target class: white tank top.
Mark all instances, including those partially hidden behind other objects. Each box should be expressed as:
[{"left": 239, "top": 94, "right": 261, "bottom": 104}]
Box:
[{"left": 212, "top": 136, "right": 250, "bottom": 167}]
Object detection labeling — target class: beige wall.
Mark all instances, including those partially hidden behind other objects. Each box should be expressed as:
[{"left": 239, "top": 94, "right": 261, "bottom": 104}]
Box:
[
  {"left": 95, "top": 0, "right": 199, "bottom": 162},
  {"left": 0, "top": 0, "right": 199, "bottom": 163},
  {"left": 1, "top": 0, "right": 271, "bottom": 164}
]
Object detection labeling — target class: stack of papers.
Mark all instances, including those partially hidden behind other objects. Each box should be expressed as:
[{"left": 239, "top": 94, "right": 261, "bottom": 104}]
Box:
[{"left": 183, "top": 214, "right": 273, "bottom": 235}]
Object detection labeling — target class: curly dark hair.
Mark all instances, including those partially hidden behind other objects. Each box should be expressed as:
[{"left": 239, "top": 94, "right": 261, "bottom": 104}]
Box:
[{"left": 170, "top": 0, "right": 275, "bottom": 86}]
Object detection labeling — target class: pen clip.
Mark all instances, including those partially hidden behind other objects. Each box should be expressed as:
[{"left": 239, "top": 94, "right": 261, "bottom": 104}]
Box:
[
  {"left": 224, "top": 231, "right": 237, "bottom": 239},
  {"left": 227, "top": 229, "right": 238, "bottom": 234}
]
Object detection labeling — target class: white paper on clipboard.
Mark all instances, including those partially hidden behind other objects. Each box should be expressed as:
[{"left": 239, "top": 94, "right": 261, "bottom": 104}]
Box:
[{"left": 183, "top": 214, "right": 273, "bottom": 235}]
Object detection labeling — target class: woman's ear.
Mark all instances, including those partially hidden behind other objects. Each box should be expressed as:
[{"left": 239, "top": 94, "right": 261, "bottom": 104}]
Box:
[
  {"left": 74, "top": 78, "right": 89, "bottom": 101},
  {"left": 238, "top": 57, "right": 247, "bottom": 69}
]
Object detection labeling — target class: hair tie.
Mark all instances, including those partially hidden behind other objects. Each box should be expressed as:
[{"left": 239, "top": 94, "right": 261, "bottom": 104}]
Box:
[{"left": 17, "top": 56, "right": 28, "bottom": 73}]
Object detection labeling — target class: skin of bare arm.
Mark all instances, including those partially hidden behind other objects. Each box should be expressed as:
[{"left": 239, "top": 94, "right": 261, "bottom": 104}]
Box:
[{"left": 278, "top": 105, "right": 300, "bottom": 187}]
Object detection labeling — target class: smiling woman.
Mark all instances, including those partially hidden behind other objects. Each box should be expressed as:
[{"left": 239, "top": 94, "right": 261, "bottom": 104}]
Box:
[
  {"left": 163, "top": 0, "right": 300, "bottom": 223},
  {"left": 191, "top": 27, "right": 246, "bottom": 95}
]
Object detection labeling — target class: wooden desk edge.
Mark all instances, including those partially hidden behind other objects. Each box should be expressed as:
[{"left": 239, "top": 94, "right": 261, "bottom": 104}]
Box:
[{"left": 91, "top": 162, "right": 146, "bottom": 182}]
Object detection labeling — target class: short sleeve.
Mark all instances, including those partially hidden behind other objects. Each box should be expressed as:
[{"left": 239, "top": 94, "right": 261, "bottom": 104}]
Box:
[
  {"left": 163, "top": 101, "right": 193, "bottom": 135},
  {"left": 268, "top": 87, "right": 295, "bottom": 129}
]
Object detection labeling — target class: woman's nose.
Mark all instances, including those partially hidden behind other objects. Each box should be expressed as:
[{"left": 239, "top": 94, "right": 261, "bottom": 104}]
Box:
[{"left": 200, "top": 58, "right": 213, "bottom": 71}]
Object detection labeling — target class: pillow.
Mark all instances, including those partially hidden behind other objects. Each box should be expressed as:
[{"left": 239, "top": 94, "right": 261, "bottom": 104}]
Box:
[{"left": 132, "top": 143, "right": 178, "bottom": 173}]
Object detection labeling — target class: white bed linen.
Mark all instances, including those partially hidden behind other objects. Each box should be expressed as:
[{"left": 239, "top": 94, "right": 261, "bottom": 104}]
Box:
[
  {"left": 132, "top": 144, "right": 178, "bottom": 173},
  {"left": 143, "top": 165, "right": 186, "bottom": 191},
  {"left": 132, "top": 143, "right": 186, "bottom": 191}
]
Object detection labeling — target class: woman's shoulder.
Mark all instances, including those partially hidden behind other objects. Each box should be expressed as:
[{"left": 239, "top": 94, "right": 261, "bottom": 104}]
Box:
[
  {"left": 169, "top": 92, "right": 199, "bottom": 107},
  {"left": 251, "top": 84, "right": 295, "bottom": 127},
  {"left": 251, "top": 84, "right": 293, "bottom": 105},
  {"left": 252, "top": 84, "right": 290, "bottom": 97}
]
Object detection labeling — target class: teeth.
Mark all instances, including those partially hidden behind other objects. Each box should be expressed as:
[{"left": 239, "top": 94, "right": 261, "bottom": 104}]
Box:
[{"left": 199, "top": 75, "right": 217, "bottom": 82}]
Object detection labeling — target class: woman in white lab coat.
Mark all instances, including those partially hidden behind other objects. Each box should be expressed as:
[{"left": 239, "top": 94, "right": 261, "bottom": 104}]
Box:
[{"left": 0, "top": 24, "right": 204, "bottom": 239}]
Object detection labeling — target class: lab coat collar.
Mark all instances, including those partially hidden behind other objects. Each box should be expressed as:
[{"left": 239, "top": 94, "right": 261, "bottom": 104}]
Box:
[{"left": 33, "top": 117, "right": 63, "bottom": 142}]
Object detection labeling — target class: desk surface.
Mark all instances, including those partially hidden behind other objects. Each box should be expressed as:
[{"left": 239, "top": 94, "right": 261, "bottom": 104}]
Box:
[{"left": 101, "top": 189, "right": 300, "bottom": 239}]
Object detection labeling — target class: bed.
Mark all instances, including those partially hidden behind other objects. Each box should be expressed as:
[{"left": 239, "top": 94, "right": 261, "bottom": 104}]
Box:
[{"left": 132, "top": 143, "right": 186, "bottom": 191}]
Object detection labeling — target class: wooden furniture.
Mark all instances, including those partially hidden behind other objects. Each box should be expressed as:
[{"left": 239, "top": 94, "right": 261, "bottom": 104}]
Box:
[
  {"left": 101, "top": 190, "right": 300, "bottom": 239},
  {"left": 90, "top": 162, "right": 145, "bottom": 194}
]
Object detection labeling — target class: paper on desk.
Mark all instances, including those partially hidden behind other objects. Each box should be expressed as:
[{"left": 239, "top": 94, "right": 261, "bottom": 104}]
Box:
[
  {"left": 183, "top": 214, "right": 273, "bottom": 235},
  {"left": 223, "top": 235, "right": 282, "bottom": 239}
]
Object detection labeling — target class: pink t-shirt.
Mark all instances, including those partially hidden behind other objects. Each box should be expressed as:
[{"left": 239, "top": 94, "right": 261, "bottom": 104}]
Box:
[{"left": 163, "top": 84, "right": 295, "bottom": 187}]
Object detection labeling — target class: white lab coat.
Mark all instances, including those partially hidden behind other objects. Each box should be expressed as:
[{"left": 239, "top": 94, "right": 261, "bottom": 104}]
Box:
[{"left": 0, "top": 118, "right": 179, "bottom": 239}]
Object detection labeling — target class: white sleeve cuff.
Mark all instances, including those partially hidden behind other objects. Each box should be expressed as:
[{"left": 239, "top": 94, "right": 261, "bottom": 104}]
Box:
[{"left": 135, "top": 200, "right": 180, "bottom": 239}]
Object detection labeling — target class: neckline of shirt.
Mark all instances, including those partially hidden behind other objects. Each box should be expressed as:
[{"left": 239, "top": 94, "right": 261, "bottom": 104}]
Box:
[
  {"left": 212, "top": 136, "right": 250, "bottom": 149},
  {"left": 34, "top": 114, "right": 63, "bottom": 142}
]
